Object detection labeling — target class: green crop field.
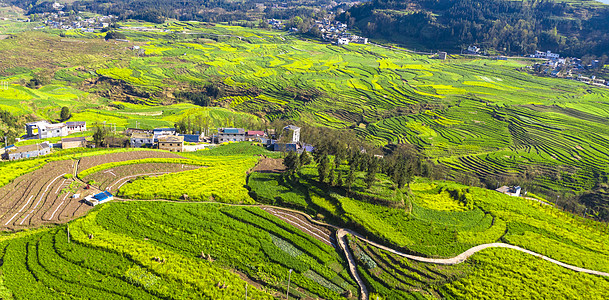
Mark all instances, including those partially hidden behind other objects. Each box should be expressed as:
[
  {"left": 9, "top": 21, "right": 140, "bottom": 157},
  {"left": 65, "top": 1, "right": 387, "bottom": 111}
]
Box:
[
  {"left": 0, "top": 202, "right": 358, "bottom": 299},
  {"left": 348, "top": 236, "right": 609, "bottom": 299}
]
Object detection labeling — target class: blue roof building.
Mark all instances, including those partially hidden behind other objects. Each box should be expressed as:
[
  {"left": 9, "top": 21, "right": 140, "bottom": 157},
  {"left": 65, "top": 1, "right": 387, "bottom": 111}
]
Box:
[
  {"left": 85, "top": 191, "right": 114, "bottom": 206},
  {"left": 179, "top": 134, "right": 201, "bottom": 143}
]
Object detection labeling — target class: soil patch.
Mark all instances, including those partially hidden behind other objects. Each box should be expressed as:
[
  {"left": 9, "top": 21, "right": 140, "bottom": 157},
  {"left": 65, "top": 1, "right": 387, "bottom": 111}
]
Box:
[{"left": 252, "top": 158, "right": 285, "bottom": 173}]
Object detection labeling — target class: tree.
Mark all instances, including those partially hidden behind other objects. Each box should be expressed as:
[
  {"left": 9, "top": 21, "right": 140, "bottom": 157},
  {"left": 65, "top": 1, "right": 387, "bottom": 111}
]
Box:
[
  {"left": 92, "top": 125, "right": 108, "bottom": 147},
  {"left": 365, "top": 157, "right": 378, "bottom": 189},
  {"left": 300, "top": 150, "right": 312, "bottom": 166},
  {"left": 328, "top": 165, "right": 336, "bottom": 186},
  {"left": 105, "top": 31, "right": 126, "bottom": 41},
  {"left": 60, "top": 106, "right": 71, "bottom": 121},
  {"left": 317, "top": 154, "right": 329, "bottom": 183},
  {"left": 337, "top": 170, "right": 344, "bottom": 187},
  {"left": 283, "top": 151, "right": 300, "bottom": 175},
  {"left": 346, "top": 164, "right": 356, "bottom": 192}
]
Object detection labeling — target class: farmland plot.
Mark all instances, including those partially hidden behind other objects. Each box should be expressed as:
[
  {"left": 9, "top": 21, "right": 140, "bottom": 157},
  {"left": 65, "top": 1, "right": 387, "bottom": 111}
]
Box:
[
  {"left": 83, "top": 162, "right": 203, "bottom": 192},
  {"left": 78, "top": 150, "right": 184, "bottom": 171},
  {"left": 0, "top": 160, "right": 89, "bottom": 228}
]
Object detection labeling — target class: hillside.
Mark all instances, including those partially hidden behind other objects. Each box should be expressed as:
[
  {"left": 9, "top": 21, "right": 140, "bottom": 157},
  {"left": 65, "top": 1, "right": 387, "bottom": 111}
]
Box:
[
  {"left": 0, "top": 21, "right": 608, "bottom": 216},
  {"left": 0, "top": 144, "right": 607, "bottom": 299},
  {"left": 338, "top": 0, "right": 609, "bottom": 58}
]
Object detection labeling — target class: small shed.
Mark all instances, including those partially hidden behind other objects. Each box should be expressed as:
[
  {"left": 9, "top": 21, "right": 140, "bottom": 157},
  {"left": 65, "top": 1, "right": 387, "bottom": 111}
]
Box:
[
  {"left": 496, "top": 186, "right": 521, "bottom": 197},
  {"left": 84, "top": 191, "right": 114, "bottom": 206}
]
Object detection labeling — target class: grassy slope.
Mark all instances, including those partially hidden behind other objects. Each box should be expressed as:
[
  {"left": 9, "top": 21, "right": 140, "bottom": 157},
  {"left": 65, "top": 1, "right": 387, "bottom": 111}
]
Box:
[
  {"left": 248, "top": 167, "right": 609, "bottom": 273},
  {"left": 2, "top": 20, "right": 606, "bottom": 197}
]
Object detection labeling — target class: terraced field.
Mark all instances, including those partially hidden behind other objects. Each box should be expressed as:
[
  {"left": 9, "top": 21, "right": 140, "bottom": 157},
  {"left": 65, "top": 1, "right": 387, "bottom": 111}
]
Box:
[
  {"left": 0, "top": 160, "right": 90, "bottom": 229},
  {"left": 83, "top": 162, "right": 203, "bottom": 192},
  {"left": 1, "top": 22, "right": 608, "bottom": 197},
  {"left": 0, "top": 202, "right": 359, "bottom": 299}
]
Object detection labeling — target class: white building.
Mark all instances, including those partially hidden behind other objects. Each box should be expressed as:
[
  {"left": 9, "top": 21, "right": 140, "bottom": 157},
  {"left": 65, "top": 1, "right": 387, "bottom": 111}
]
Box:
[
  {"left": 283, "top": 125, "right": 301, "bottom": 143},
  {"left": 25, "top": 121, "right": 68, "bottom": 139},
  {"left": 337, "top": 38, "right": 350, "bottom": 45},
  {"left": 217, "top": 128, "right": 245, "bottom": 143},
  {"left": 466, "top": 46, "right": 480, "bottom": 54},
  {"left": 533, "top": 50, "right": 560, "bottom": 60},
  {"left": 496, "top": 186, "right": 522, "bottom": 197},
  {"left": 66, "top": 121, "right": 87, "bottom": 134}
]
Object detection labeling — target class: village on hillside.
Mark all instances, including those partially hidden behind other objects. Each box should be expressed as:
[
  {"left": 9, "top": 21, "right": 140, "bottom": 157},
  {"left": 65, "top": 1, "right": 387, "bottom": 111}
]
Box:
[{"left": 0, "top": 120, "right": 311, "bottom": 161}]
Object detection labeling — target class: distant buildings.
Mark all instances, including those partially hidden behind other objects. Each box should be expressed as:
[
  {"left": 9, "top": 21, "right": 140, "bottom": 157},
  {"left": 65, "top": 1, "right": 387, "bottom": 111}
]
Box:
[
  {"left": 466, "top": 46, "right": 481, "bottom": 54},
  {"left": 26, "top": 121, "right": 68, "bottom": 139},
  {"left": 218, "top": 128, "right": 245, "bottom": 143},
  {"left": 496, "top": 186, "right": 522, "bottom": 197},
  {"left": 153, "top": 128, "right": 176, "bottom": 139},
  {"left": 130, "top": 133, "right": 154, "bottom": 148},
  {"left": 438, "top": 51, "right": 447, "bottom": 60},
  {"left": 3, "top": 142, "right": 51, "bottom": 160},
  {"left": 532, "top": 50, "right": 560, "bottom": 60},
  {"left": 61, "top": 137, "right": 87, "bottom": 149},
  {"left": 246, "top": 130, "right": 266, "bottom": 142},
  {"left": 158, "top": 135, "right": 184, "bottom": 152},
  {"left": 66, "top": 121, "right": 87, "bottom": 133},
  {"left": 337, "top": 38, "right": 350, "bottom": 45}
]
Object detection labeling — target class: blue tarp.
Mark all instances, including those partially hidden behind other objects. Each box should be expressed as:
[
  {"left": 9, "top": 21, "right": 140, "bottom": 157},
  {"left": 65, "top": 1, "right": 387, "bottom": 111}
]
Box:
[{"left": 93, "top": 191, "right": 113, "bottom": 202}]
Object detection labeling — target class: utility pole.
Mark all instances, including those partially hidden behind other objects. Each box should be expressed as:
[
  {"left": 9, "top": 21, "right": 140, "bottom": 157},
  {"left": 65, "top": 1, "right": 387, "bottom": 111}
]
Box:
[
  {"left": 67, "top": 224, "right": 70, "bottom": 243},
  {"left": 286, "top": 269, "right": 293, "bottom": 300},
  {"left": 245, "top": 283, "right": 248, "bottom": 300}
]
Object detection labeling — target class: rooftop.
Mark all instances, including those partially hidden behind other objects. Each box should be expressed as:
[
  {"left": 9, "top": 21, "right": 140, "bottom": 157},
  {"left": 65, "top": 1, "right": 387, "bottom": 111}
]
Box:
[
  {"left": 246, "top": 130, "right": 265, "bottom": 136},
  {"left": 93, "top": 191, "right": 113, "bottom": 201},
  {"left": 284, "top": 125, "right": 300, "bottom": 130},
  {"left": 220, "top": 128, "right": 245, "bottom": 134},
  {"left": 61, "top": 137, "right": 87, "bottom": 143},
  {"left": 26, "top": 120, "right": 51, "bottom": 126},
  {"left": 158, "top": 135, "right": 184, "bottom": 143},
  {"left": 153, "top": 128, "right": 176, "bottom": 132},
  {"left": 11, "top": 142, "right": 50, "bottom": 154},
  {"left": 131, "top": 133, "right": 154, "bottom": 139},
  {"left": 66, "top": 121, "right": 86, "bottom": 126}
]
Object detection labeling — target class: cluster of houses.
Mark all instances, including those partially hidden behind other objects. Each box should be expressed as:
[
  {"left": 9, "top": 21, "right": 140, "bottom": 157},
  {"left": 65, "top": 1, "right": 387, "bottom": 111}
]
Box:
[
  {"left": 216, "top": 125, "right": 312, "bottom": 152},
  {"left": 37, "top": 13, "right": 114, "bottom": 31},
  {"left": 317, "top": 20, "right": 368, "bottom": 45},
  {"left": 527, "top": 51, "right": 608, "bottom": 87},
  {"left": 2, "top": 120, "right": 311, "bottom": 160}
]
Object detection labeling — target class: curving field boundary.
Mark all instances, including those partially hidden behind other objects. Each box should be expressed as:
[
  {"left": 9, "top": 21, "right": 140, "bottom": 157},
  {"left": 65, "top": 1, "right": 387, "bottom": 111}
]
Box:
[{"left": 78, "top": 195, "right": 609, "bottom": 300}]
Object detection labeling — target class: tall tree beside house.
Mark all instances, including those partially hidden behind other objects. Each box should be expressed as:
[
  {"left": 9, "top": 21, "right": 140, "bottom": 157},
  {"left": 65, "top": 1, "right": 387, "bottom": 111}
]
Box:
[
  {"left": 92, "top": 125, "right": 108, "bottom": 147},
  {"left": 300, "top": 150, "right": 312, "bottom": 166},
  {"left": 283, "top": 151, "right": 300, "bottom": 175},
  {"left": 317, "top": 154, "right": 329, "bottom": 183},
  {"left": 60, "top": 106, "right": 71, "bottom": 121}
]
